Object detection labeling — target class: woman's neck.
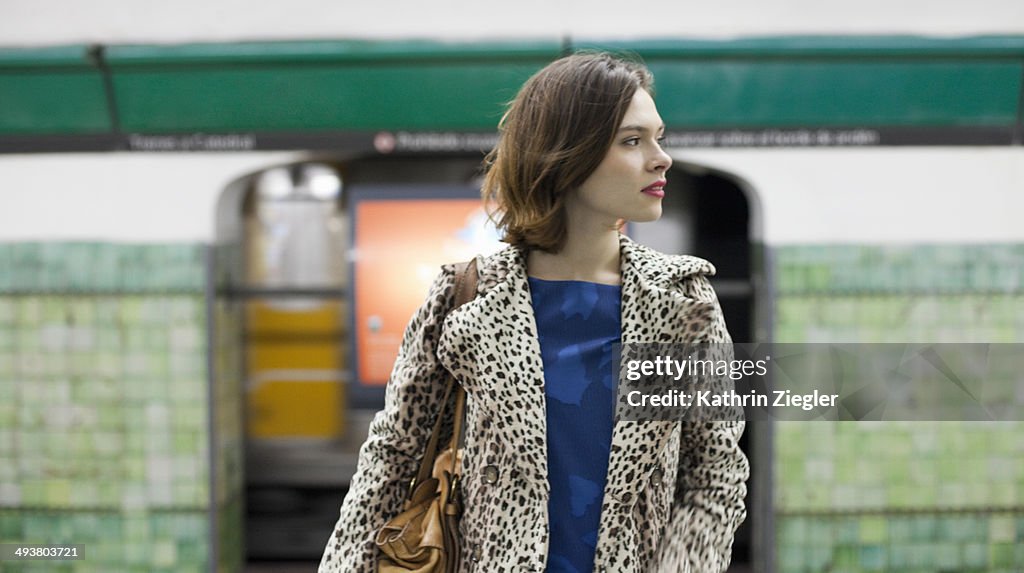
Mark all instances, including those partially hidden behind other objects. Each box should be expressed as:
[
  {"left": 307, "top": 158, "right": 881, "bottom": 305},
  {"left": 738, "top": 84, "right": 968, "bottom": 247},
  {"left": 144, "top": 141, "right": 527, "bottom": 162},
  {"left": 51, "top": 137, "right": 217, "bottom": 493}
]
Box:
[{"left": 526, "top": 226, "right": 621, "bottom": 285}]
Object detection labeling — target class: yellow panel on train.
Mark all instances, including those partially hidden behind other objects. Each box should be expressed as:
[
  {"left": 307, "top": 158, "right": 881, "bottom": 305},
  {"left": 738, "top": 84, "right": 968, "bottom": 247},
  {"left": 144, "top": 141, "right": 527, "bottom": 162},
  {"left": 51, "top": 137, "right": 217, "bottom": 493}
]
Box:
[
  {"left": 248, "top": 339, "right": 340, "bottom": 371},
  {"left": 247, "top": 378, "right": 344, "bottom": 438},
  {"left": 246, "top": 302, "right": 347, "bottom": 439},
  {"left": 246, "top": 300, "right": 343, "bottom": 334}
]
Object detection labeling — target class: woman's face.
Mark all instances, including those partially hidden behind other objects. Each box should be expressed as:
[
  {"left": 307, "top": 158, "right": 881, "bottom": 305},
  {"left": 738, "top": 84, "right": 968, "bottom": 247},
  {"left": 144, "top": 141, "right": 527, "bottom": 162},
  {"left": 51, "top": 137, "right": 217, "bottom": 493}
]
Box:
[{"left": 569, "top": 88, "right": 672, "bottom": 227}]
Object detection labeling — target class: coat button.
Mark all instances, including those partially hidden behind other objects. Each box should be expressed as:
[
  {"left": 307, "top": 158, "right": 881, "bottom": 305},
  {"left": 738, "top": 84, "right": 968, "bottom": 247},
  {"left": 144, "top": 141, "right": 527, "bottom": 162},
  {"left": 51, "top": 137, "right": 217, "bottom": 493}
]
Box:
[
  {"left": 620, "top": 492, "right": 632, "bottom": 504},
  {"left": 471, "top": 544, "right": 483, "bottom": 562},
  {"left": 650, "top": 468, "right": 664, "bottom": 485},
  {"left": 483, "top": 465, "right": 499, "bottom": 484}
]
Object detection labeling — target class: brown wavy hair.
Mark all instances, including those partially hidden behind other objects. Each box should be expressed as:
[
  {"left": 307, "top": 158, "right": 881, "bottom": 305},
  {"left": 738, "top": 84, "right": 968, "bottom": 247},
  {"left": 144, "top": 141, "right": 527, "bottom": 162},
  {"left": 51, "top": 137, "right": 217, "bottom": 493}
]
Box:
[{"left": 481, "top": 51, "right": 654, "bottom": 253}]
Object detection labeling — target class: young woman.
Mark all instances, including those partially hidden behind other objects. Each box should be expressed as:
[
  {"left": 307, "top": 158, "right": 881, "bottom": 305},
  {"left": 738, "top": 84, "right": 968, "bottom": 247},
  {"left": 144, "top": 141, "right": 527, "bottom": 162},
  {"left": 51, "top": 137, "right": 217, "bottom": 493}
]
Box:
[{"left": 319, "top": 52, "right": 749, "bottom": 573}]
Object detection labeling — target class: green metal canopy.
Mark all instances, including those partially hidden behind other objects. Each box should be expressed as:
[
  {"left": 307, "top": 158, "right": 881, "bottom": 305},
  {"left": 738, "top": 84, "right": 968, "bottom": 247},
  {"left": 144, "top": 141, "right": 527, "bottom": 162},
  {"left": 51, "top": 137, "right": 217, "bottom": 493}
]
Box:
[
  {"left": 0, "top": 36, "right": 1021, "bottom": 151},
  {"left": 103, "top": 40, "right": 563, "bottom": 132},
  {"left": 0, "top": 45, "right": 111, "bottom": 135},
  {"left": 583, "top": 36, "right": 1024, "bottom": 128}
]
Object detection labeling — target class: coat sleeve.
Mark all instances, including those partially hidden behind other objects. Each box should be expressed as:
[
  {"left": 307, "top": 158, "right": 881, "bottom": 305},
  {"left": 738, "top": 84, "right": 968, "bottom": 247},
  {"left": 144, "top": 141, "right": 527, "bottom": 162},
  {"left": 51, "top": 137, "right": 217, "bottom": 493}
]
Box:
[
  {"left": 657, "top": 273, "right": 750, "bottom": 573},
  {"left": 318, "top": 265, "right": 458, "bottom": 573}
]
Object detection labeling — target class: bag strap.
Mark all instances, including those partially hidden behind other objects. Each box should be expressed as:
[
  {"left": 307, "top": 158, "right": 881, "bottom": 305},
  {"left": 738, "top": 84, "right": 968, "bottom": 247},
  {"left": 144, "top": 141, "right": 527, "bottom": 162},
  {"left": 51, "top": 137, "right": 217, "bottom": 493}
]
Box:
[{"left": 407, "top": 258, "right": 478, "bottom": 499}]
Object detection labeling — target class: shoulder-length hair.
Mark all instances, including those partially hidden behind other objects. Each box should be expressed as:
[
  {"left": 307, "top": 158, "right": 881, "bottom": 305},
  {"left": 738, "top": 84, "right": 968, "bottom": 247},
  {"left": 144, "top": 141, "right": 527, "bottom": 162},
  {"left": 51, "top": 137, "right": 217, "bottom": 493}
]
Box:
[{"left": 481, "top": 51, "right": 654, "bottom": 253}]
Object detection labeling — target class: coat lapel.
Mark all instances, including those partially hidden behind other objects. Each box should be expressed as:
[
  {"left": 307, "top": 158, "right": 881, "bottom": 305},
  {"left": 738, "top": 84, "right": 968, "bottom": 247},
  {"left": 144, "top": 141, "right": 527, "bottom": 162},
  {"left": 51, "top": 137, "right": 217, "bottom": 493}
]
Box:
[{"left": 605, "top": 234, "right": 719, "bottom": 478}]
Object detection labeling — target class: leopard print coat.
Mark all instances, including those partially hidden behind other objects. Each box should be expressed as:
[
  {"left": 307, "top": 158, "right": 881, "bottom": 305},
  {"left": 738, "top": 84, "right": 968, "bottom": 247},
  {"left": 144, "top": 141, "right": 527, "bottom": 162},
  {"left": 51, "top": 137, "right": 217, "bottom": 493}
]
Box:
[{"left": 319, "top": 233, "right": 749, "bottom": 573}]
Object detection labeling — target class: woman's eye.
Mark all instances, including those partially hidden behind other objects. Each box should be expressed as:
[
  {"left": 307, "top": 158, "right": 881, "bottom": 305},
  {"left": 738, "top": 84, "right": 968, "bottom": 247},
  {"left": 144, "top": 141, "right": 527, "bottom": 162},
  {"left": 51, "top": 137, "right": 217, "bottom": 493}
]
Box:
[
  {"left": 623, "top": 137, "right": 640, "bottom": 146},
  {"left": 656, "top": 136, "right": 667, "bottom": 147}
]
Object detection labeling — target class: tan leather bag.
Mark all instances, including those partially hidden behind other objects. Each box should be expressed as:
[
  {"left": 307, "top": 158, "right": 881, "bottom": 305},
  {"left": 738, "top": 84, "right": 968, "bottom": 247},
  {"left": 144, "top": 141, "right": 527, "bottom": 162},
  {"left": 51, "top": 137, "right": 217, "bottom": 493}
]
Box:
[{"left": 375, "top": 260, "right": 477, "bottom": 573}]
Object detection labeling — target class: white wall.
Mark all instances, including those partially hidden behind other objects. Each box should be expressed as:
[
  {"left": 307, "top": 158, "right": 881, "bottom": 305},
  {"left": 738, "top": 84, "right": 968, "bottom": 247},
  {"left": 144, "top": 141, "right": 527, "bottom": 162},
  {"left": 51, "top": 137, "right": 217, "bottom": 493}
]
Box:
[
  {"left": 680, "top": 147, "right": 1024, "bottom": 245},
  {"left": 1, "top": 148, "right": 1021, "bottom": 244},
  {"left": 0, "top": 152, "right": 302, "bottom": 242},
  {"left": 1, "top": 0, "right": 1022, "bottom": 46}
]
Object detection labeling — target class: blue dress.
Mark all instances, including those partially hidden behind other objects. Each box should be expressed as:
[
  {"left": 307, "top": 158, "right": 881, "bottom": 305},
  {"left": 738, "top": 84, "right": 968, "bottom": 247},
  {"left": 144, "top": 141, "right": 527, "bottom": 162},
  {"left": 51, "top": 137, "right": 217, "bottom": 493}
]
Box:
[{"left": 527, "top": 277, "right": 621, "bottom": 573}]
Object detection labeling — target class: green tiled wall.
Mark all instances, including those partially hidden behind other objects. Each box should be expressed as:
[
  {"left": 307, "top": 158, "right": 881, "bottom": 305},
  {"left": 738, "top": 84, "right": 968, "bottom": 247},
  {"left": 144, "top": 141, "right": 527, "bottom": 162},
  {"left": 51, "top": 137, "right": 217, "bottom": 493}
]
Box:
[
  {"left": 0, "top": 242, "right": 243, "bottom": 573},
  {"left": 775, "top": 294, "right": 1024, "bottom": 343},
  {"left": 0, "top": 295, "right": 209, "bottom": 509},
  {"left": 775, "top": 244, "right": 1024, "bottom": 296},
  {"left": 0, "top": 509, "right": 209, "bottom": 573},
  {"left": 772, "top": 244, "right": 1024, "bottom": 573},
  {"left": 776, "top": 421, "right": 1024, "bottom": 512},
  {"left": 0, "top": 242, "right": 205, "bottom": 293},
  {"left": 776, "top": 513, "right": 1024, "bottom": 572}
]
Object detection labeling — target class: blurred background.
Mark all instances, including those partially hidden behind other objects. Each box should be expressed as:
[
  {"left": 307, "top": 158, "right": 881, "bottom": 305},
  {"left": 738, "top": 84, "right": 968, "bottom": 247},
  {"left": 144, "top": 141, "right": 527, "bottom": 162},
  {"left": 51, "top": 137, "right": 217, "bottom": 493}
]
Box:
[{"left": 1, "top": 1, "right": 1023, "bottom": 572}]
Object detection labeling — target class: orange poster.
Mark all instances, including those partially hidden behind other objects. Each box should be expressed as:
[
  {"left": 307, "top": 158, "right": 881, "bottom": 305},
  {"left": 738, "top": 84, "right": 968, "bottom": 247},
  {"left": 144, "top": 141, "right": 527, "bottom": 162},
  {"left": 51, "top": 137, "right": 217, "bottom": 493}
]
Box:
[{"left": 354, "top": 199, "right": 501, "bottom": 385}]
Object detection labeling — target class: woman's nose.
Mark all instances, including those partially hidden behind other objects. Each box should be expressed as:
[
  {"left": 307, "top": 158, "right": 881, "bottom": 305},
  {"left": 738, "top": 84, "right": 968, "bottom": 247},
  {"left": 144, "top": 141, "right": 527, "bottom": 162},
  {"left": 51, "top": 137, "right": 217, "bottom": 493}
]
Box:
[{"left": 650, "top": 146, "right": 672, "bottom": 172}]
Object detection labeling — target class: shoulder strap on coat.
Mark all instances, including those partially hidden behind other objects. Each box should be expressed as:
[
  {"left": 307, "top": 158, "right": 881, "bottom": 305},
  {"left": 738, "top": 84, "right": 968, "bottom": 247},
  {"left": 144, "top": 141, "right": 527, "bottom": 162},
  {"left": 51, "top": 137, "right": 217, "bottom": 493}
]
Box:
[
  {"left": 451, "top": 258, "right": 479, "bottom": 309},
  {"left": 408, "top": 258, "right": 478, "bottom": 499}
]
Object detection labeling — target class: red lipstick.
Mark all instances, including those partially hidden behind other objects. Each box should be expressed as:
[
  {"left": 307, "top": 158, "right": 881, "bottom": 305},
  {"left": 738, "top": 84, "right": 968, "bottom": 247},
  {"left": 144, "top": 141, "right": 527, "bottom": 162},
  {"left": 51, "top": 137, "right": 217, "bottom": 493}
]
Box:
[{"left": 641, "top": 180, "right": 667, "bottom": 198}]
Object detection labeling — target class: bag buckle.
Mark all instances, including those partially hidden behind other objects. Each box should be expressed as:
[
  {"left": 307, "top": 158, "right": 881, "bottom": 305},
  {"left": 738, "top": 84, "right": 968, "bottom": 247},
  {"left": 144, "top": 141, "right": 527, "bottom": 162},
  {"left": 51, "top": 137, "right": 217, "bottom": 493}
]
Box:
[{"left": 448, "top": 473, "right": 461, "bottom": 497}]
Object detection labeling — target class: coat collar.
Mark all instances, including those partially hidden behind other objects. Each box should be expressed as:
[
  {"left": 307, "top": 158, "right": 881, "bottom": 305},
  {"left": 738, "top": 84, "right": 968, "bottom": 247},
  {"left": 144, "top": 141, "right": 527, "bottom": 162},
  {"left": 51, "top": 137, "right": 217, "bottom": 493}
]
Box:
[
  {"left": 469, "top": 232, "right": 716, "bottom": 303},
  {"left": 437, "top": 232, "right": 718, "bottom": 493}
]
